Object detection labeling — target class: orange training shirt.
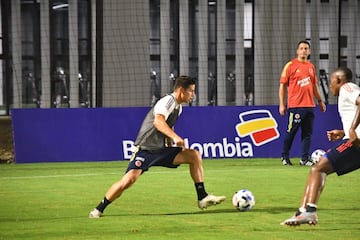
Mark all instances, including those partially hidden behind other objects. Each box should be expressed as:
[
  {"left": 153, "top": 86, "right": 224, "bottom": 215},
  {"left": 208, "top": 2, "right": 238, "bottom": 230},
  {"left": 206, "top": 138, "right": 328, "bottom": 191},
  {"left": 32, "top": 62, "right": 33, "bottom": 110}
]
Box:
[{"left": 280, "top": 58, "right": 317, "bottom": 108}]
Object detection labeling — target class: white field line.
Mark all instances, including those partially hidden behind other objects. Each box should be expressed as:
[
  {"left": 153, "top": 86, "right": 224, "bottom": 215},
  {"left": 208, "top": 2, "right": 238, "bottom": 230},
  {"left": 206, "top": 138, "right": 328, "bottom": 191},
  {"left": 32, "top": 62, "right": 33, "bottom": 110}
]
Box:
[
  {"left": 0, "top": 168, "right": 264, "bottom": 180},
  {"left": 0, "top": 172, "right": 123, "bottom": 180}
]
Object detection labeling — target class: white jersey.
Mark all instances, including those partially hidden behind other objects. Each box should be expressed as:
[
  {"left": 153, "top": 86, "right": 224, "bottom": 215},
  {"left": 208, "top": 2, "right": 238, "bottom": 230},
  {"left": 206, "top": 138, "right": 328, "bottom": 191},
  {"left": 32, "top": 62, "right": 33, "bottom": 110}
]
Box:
[{"left": 338, "top": 82, "right": 360, "bottom": 139}]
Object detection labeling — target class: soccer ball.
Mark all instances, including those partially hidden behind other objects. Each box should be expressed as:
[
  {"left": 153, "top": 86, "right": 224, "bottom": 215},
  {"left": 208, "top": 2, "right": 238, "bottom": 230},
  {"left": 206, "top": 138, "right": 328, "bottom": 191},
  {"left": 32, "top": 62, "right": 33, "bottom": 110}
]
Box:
[
  {"left": 311, "top": 149, "right": 325, "bottom": 164},
  {"left": 232, "top": 189, "right": 255, "bottom": 211}
]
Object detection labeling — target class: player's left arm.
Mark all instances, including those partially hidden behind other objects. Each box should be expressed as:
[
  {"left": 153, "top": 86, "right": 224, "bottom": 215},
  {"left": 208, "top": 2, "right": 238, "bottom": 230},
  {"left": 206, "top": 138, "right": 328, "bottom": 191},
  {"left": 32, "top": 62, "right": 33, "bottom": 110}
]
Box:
[{"left": 349, "top": 95, "right": 360, "bottom": 147}]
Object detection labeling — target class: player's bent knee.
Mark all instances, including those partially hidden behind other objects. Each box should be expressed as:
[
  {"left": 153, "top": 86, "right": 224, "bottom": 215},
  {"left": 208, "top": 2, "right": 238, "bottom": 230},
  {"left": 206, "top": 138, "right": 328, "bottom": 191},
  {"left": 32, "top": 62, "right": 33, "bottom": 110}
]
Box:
[
  {"left": 193, "top": 149, "right": 202, "bottom": 160},
  {"left": 188, "top": 149, "right": 202, "bottom": 161}
]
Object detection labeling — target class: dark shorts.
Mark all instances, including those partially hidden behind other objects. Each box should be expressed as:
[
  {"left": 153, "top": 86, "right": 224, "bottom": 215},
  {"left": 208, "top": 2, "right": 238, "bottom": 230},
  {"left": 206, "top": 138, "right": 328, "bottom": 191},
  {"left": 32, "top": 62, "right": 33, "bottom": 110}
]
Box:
[
  {"left": 326, "top": 139, "right": 360, "bottom": 176},
  {"left": 125, "top": 147, "right": 183, "bottom": 173}
]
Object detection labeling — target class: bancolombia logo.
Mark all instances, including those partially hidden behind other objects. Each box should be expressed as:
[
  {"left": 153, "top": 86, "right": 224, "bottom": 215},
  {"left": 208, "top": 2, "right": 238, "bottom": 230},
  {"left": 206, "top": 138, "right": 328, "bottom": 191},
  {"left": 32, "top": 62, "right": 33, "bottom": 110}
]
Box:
[
  {"left": 122, "top": 137, "right": 253, "bottom": 159},
  {"left": 235, "top": 110, "right": 280, "bottom": 146},
  {"left": 122, "top": 109, "right": 279, "bottom": 159}
]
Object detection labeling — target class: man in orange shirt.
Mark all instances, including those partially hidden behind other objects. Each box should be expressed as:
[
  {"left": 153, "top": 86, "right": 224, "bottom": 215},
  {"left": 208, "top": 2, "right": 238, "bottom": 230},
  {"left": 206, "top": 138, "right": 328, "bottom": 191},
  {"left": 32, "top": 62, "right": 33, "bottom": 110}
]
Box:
[{"left": 279, "top": 40, "right": 326, "bottom": 166}]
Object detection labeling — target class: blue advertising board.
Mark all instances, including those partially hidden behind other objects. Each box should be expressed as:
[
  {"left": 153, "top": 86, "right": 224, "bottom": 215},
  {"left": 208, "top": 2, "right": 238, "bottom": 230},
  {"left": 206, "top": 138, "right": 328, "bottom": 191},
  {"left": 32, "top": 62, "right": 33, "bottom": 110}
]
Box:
[{"left": 11, "top": 105, "right": 341, "bottom": 163}]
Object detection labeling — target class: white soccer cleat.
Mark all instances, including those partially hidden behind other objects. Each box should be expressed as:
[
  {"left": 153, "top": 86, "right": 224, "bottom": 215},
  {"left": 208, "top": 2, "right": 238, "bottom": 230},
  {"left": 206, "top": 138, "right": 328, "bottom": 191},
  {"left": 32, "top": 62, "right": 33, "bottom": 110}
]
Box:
[
  {"left": 89, "top": 208, "right": 102, "bottom": 218},
  {"left": 281, "top": 211, "right": 318, "bottom": 226},
  {"left": 198, "top": 194, "right": 226, "bottom": 209}
]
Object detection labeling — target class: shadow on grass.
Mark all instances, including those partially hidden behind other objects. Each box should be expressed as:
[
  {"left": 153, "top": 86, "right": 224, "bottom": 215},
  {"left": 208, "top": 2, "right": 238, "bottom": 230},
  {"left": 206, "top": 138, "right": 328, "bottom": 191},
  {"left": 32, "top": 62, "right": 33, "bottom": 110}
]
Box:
[
  {"left": 106, "top": 206, "right": 298, "bottom": 217},
  {"left": 106, "top": 206, "right": 360, "bottom": 219}
]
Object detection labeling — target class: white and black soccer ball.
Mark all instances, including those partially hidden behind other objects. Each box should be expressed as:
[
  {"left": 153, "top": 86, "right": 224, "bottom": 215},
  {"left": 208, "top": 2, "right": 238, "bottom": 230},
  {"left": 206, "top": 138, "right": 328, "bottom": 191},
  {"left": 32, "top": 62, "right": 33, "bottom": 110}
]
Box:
[
  {"left": 232, "top": 189, "right": 255, "bottom": 211},
  {"left": 311, "top": 149, "right": 325, "bottom": 164}
]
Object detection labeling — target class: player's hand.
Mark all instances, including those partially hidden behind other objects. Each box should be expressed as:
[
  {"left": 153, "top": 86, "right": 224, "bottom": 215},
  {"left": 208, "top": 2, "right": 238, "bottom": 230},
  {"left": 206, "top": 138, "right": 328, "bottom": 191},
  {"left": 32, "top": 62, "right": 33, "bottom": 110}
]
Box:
[
  {"left": 326, "top": 129, "right": 344, "bottom": 141},
  {"left": 279, "top": 105, "right": 286, "bottom": 116},
  {"left": 173, "top": 135, "right": 185, "bottom": 148},
  {"left": 349, "top": 129, "right": 360, "bottom": 148},
  {"left": 319, "top": 101, "right": 326, "bottom": 112}
]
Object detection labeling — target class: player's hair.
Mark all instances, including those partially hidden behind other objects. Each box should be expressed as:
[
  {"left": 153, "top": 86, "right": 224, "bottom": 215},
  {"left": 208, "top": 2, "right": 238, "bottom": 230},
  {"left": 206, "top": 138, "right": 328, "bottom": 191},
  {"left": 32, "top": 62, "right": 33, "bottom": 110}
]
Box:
[
  {"left": 336, "top": 66, "right": 353, "bottom": 82},
  {"left": 297, "top": 40, "right": 311, "bottom": 49},
  {"left": 174, "top": 75, "right": 195, "bottom": 90}
]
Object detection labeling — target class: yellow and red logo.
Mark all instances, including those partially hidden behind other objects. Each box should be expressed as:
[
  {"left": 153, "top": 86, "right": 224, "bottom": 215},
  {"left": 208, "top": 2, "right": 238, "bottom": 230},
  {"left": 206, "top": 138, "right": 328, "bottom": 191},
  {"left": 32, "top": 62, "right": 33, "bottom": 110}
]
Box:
[{"left": 235, "top": 110, "right": 279, "bottom": 146}]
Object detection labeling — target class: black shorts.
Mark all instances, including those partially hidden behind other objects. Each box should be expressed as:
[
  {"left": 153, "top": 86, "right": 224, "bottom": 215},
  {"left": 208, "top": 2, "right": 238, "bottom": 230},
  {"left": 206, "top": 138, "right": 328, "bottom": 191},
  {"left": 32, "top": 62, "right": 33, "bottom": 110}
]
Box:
[
  {"left": 125, "top": 147, "right": 183, "bottom": 173},
  {"left": 326, "top": 139, "right": 360, "bottom": 176}
]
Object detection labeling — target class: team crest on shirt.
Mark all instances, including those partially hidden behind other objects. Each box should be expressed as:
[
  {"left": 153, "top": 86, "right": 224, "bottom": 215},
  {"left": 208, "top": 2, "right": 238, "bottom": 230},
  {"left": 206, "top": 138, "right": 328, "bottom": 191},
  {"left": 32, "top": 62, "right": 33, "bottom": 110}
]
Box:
[{"left": 309, "top": 68, "right": 313, "bottom": 75}]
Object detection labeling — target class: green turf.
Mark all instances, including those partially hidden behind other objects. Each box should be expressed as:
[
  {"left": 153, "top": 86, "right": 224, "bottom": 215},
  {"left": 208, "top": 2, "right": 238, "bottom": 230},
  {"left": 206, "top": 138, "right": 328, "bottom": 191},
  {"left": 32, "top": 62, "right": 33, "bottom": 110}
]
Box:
[{"left": 1, "top": 159, "right": 359, "bottom": 240}]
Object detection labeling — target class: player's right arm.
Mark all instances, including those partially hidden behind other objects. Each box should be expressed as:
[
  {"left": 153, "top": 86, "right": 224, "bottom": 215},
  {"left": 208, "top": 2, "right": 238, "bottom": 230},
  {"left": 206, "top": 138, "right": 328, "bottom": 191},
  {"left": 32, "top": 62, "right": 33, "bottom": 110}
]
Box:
[
  {"left": 279, "top": 83, "right": 287, "bottom": 116},
  {"left": 279, "top": 62, "right": 291, "bottom": 116},
  {"left": 153, "top": 114, "right": 184, "bottom": 147}
]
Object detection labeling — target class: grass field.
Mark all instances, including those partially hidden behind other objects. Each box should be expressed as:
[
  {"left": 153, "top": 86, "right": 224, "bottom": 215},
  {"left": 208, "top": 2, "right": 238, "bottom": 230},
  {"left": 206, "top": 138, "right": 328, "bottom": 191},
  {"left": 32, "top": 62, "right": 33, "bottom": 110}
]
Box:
[{"left": 1, "top": 159, "right": 360, "bottom": 240}]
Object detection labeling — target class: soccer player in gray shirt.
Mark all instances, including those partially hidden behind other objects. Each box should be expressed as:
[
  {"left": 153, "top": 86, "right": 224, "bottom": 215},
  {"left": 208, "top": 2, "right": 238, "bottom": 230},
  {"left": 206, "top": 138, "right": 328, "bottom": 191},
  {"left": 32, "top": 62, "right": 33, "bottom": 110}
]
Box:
[{"left": 90, "top": 75, "right": 226, "bottom": 218}]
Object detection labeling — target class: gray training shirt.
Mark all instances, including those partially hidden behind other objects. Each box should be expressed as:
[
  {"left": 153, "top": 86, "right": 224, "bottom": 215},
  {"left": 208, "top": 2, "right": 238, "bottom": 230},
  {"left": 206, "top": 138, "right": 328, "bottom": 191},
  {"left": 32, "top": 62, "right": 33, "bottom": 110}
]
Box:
[{"left": 134, "top": 94, "right": 182, "bottom": 150}]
